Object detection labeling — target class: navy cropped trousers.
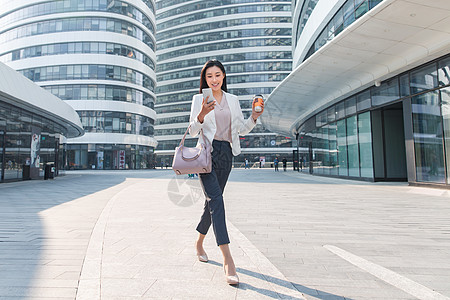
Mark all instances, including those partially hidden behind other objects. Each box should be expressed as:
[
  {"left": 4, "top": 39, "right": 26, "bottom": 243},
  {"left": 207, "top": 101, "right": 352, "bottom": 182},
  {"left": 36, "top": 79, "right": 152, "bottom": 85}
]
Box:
[{"left": 197, "top": 140, "right": 232, "bottom": 246}]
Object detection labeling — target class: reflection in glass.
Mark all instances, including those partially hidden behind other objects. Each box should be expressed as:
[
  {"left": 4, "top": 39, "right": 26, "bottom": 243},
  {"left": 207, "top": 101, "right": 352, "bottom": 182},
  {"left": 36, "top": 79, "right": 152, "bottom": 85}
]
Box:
[
  {"left": 322, "top": 126, "right": 330, "bottom": 175},
  {"left": 441, "top": 87, "right": 450, "bottom": 183},
  {"left": 358, "top": 112, "right": 373, "bottom": 178},
  {"left": 336, "top": 102, "right": 345, "bottom": 119},
  {"left": 4, "top": 109, "right": 20, "bottom": 180},
  {"left": 372, "top": 78, "right": 399, "bottom": 106},
  {"left": 327, "top": 106, "right": 336, "bottom": 123},
  {"left": 399, "top": 74, "right": 410, "bottom": 97},
  {"left": 347, "top": 115, "right": 360, "bottom": 177},
  {"left": 410, "top": 63, "right": 438, "bottom": 94},
  {"left": 345, "top": 97, "right": 356, "bottom": 116},
  {"left": 356, "top": 90, "right": 370, "bottom": 111},
  {"left": 438, "top": 57, "right": 450, "bottom": 86},
  {"left": 337, "top": 119, "right": 348, "bottom": 176},
  {"left": 355, "top": 0, "right": 369, "bottom": 19},
  {"left": 158, "top": 38, "right": 291, "bottom": 61},
  {"left": 312, "top": 129, "right": 321, "bottom": 174},
  {"left": 329, "top": 123, "right": 338, "bottom": 175},
  {"left": 412, "top": 91, "right": 445, "bottom": 183}
]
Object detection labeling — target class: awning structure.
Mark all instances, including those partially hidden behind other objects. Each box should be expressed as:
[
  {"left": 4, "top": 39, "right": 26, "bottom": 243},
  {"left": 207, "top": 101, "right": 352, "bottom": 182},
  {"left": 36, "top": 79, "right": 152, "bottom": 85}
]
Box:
[
  {"left": 261, "top": 0, "right": 450, "bottom": 137},
  {"left": 0, "top": 62, "right": 83, "bottom": 138}
]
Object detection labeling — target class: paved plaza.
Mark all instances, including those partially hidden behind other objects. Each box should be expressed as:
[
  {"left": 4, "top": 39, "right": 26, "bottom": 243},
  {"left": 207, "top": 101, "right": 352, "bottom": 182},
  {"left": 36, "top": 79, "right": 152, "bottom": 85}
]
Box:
[{"left": 0, "top": 169, "right": 450, "bottom": 299}]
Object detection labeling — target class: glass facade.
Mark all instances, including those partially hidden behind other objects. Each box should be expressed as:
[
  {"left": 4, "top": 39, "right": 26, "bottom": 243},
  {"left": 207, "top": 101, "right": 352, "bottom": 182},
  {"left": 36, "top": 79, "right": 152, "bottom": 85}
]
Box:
[
  {"left": 0, "top": 1, "right": 157, "bottom": 171},
  {"left": 155, "top": 0, "right": 293, "bottom": 166},
  {"left": 294, "top": 0, "right": 319, "bottom": 47},
  {"left": 20, "top": 64, "right": 155, "bottom": 92},
  {"left": 66, "top": 144, "right": 154, "bottom": 170},
  {"left": 302, "top": 0, "right": 382, "bottom": 62},
  {"left": 157, "top": 38, "right": 291, "bottom": 61},
  {"left": 157, "top": 17, "right": 291, "bottom": 41},
  {"left": 157, "top": 52, "right": 292, "bottom": 74},
  {"left": 0, "top": 42, "right": 155, "bottom": 70},
  {"left": 78, "top": 111, "right": 154, "bottom": 135},
  {"left": 412, "top": 91, "right": 445, "bottom": 183},
  {"left": 0, "top": 17, "right": 155, "bottom": 50},
  {"left": 156, "top": 0, "right": 290, "bottom": 10},
  {"left": 442, "top": 87, "right": 450, "bottom": 182},
  {"left": 157, "top": 4, "right": 291, "bottom": 30},
  {"left": 0, "top": 0, "right": 155, "bottom": 33},
  {"left": 0, "top": 101, "right": 66, "bottom": 182},
  {"left": 297, "top": 55, "right": 450, "bottom": 185},
  {"left": 43, "top": 85, "right": 155, "bottom": 109}
]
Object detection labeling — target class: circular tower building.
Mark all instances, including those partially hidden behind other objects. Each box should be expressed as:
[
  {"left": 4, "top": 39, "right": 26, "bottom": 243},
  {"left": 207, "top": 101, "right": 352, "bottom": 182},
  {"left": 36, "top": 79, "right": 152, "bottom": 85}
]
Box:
[
  {"left": 155, "top": 0, "right": 293, "bottom": 168},
  {"left": 0, "top": 0, "right": 158, "bottom": 170}
]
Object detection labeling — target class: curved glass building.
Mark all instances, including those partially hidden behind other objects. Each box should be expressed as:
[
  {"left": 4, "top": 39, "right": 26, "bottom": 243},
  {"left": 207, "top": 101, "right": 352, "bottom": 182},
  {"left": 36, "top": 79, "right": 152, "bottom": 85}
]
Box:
[
  {"left": 155, "top": 0, "right": 294, "bottom": 168},
  {"left": 262, "top": 0, "right": 450, "bottom": 186},
  {"left": 0, "top": 0, "right": 157, "bottom": 170}
]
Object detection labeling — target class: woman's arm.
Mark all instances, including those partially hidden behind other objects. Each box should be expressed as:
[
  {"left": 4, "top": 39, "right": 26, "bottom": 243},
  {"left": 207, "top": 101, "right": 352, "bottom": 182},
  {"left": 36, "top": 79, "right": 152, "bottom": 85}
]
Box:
[
  {"left": 189, "top": 95, "right": 203, "bottom": 137},
  {"left": 236, "top": 95, "right": 264, "bottom": 135},
  {"left": 237, "top": 103, "right": 256, "bottom": 136},
  {"left": 189, "top": 94, "right": 216, "bottom": 137}
]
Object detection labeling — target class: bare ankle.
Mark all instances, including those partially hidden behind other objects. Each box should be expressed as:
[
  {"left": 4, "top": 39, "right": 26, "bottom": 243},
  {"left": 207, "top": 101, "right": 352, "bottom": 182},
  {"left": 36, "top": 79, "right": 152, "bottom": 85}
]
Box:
[
  {"left": 196, "top": 243, "right": 205, "bottom": 254},
  {"left": 224, "top": 262, "right": 236, "bottom": 275}
]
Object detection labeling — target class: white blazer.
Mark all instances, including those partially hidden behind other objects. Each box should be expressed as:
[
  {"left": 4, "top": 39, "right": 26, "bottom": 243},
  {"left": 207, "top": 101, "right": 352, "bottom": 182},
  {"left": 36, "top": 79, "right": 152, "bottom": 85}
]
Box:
[{"left": 189, "top": 92, "right": 256, "bottom": 156}]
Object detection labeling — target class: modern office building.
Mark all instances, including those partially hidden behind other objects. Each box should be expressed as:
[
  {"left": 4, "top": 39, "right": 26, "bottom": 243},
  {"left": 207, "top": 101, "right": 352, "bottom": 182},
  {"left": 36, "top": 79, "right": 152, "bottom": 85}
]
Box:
[
  {"left": 262, "top": 0, "right": 450, "bottom": 186},
  {"left": 0, "top": 61, "right": 83, "bottom": 182},
  {"left": 154, "top": 0, "right": 294, "bottom": 167},
  {"left": 0, "top": 0, "right": 157, "bottom": 170}
]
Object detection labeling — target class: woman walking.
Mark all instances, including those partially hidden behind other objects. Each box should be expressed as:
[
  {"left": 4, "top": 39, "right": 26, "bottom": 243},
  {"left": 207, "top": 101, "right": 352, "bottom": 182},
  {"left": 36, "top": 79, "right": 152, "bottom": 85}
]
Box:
[{"left": 189, "top": 60, "right": 263, "bottom": 285}]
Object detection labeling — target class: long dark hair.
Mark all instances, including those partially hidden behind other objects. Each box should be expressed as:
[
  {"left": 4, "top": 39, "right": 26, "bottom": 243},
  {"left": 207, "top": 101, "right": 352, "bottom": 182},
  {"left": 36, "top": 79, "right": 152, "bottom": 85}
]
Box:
[{"left": 199, "top": 59, "right": 227, "bottom": 93}]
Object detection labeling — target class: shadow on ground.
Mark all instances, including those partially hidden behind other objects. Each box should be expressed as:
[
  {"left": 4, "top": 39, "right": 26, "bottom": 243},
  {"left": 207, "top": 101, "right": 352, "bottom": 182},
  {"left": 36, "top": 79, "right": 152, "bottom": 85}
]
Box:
[
  {"left": 0, "top": 171, "right": 168, "bottom": 298},
  {"left": 206, "top": 260, "right": 351, "bottom": 300}
]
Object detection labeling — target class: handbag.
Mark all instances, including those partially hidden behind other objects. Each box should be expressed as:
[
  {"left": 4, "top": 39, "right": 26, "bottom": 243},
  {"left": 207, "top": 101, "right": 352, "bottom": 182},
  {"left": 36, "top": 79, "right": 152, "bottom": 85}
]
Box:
[{"left": 172, "top": 126, "right": 212, "bottom": 175}]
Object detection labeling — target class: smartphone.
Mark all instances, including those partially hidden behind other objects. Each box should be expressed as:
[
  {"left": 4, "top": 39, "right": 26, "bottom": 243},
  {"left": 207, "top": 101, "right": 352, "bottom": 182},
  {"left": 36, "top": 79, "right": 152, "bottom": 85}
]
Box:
[{"left": 202, "top": 88, "right": 215, "bottom": 103}]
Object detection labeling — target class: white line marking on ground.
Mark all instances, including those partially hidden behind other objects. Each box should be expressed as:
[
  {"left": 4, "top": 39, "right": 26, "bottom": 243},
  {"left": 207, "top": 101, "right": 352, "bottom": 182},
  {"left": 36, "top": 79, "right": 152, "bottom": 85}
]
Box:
[
  {"left": 324, "top": 245, "right": 450, "bottom": 300},
  {"left": 228, "top": 222, "right": 307, "bottom": 299}
]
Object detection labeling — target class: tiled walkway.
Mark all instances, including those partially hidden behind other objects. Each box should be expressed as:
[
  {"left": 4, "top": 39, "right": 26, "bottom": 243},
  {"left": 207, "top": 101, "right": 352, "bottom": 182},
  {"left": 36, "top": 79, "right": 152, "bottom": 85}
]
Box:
[{"left": 0, "top": 169, "right": 449, "bottom": 299}]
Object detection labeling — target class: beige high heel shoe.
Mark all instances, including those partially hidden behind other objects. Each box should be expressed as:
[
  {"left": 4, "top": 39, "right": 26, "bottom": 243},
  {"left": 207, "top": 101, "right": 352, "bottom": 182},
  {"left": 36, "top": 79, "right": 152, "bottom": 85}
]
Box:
[
  {"left": 197, "top": 253, "right": 208, "bottom": 262},
  {"left": 224, "top": 266, "right": 239, "bottom": 285}
]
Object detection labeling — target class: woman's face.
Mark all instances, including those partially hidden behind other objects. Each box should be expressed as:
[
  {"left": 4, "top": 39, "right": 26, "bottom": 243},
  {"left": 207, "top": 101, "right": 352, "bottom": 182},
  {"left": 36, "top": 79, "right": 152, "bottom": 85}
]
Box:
[{"left": 205, "top": 66, "right": 224, "bottom": 92}]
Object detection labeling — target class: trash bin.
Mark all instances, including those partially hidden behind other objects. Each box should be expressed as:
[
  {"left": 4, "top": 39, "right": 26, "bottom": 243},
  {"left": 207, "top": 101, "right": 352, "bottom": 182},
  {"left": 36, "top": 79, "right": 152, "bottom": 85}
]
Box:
[
  {"left": 49, "top": 164, "right": 55, "bottom": 179},
  {"left": 22, "top": 164, "right": 31, "bottom": 180},
  {"left": 44, "top": 164, "right": 49, "bottom": 180},
  {"left": 44, "top": 164, "right": 54, "bottom": 180}
]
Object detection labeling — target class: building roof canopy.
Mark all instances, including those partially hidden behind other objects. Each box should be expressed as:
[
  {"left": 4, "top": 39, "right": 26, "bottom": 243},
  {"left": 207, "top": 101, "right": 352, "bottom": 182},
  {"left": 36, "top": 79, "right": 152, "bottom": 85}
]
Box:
[
  {"left": 0, "top": 62, "right": 83, "bottom": 138},
  {"left": 262, "top": 0, "right": 450, "bottom": 136}
]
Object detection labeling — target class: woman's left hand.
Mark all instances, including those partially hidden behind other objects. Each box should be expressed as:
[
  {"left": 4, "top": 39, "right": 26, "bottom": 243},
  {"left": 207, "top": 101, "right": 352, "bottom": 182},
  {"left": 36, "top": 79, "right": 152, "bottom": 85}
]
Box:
[{"left": 251, "top": 101, "right": 264, "bottom": 122}]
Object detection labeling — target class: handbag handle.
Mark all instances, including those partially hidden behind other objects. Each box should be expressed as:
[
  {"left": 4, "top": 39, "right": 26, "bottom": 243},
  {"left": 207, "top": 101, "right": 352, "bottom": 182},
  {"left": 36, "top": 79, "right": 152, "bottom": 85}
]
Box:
[{"left": 178, "top": 125, "right": 208, "bottom": 161}]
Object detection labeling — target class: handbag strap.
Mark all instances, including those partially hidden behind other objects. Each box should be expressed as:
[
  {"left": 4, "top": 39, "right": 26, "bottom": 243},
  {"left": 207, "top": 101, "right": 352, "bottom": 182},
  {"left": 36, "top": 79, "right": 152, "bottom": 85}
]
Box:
[{"left": 178, "top": 125, "right": 208, "bottom": 148}]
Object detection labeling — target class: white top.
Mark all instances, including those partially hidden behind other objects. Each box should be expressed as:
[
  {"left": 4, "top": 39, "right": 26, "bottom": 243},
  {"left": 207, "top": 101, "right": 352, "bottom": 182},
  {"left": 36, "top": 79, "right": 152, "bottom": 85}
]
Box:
[
  {"left": 189, "top": 92, "right": 256, "bottom": 156},
  {"left": 213, "top": 94, "right": 232, "bottom": 143}
]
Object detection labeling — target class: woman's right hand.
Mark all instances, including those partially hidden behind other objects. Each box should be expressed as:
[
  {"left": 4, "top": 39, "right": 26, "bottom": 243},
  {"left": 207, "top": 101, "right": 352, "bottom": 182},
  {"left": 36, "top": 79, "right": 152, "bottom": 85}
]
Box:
[{"left": 197, "top": 96, "right": 215, "bottom": 123}]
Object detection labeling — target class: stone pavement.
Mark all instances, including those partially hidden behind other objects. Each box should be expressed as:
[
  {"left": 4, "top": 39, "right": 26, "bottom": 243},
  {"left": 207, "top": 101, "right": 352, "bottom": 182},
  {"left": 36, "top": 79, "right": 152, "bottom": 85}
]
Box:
[{"left": 0, "top": 169, "right": 449, "bottom": 300}]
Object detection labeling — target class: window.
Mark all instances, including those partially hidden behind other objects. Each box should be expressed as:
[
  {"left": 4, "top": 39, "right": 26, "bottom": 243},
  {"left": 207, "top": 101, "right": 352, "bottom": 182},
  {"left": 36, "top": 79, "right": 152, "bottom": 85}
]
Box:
[
  {"left": 412, "top": 90, "right": 445, "bottom": 183},
  {"left": 345, "top": 97, "right": 356, "bottom": 116},
  {"left": 438, "top": 57, "right": 450, "bottom": 86},
  {"left": 441, "top": 87, "right": 450, "bottom": 183},
  {"left": 410, "top": 63, "right": 438, "bottom": 94},
  {"left": 337, "top": 119, "right": 348, "bottom": 176},
  {"left": 356, "top": 90, "right": 370, "bottom": 111},
  {"left": 347, "top": 115, "right": 359, "bottom": 177},
  {"left": 358, "top": 112, "right": 373, "bottom": 178},
  {"left": 372, "top": 78, "right": 399, "bottom": 106}
]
